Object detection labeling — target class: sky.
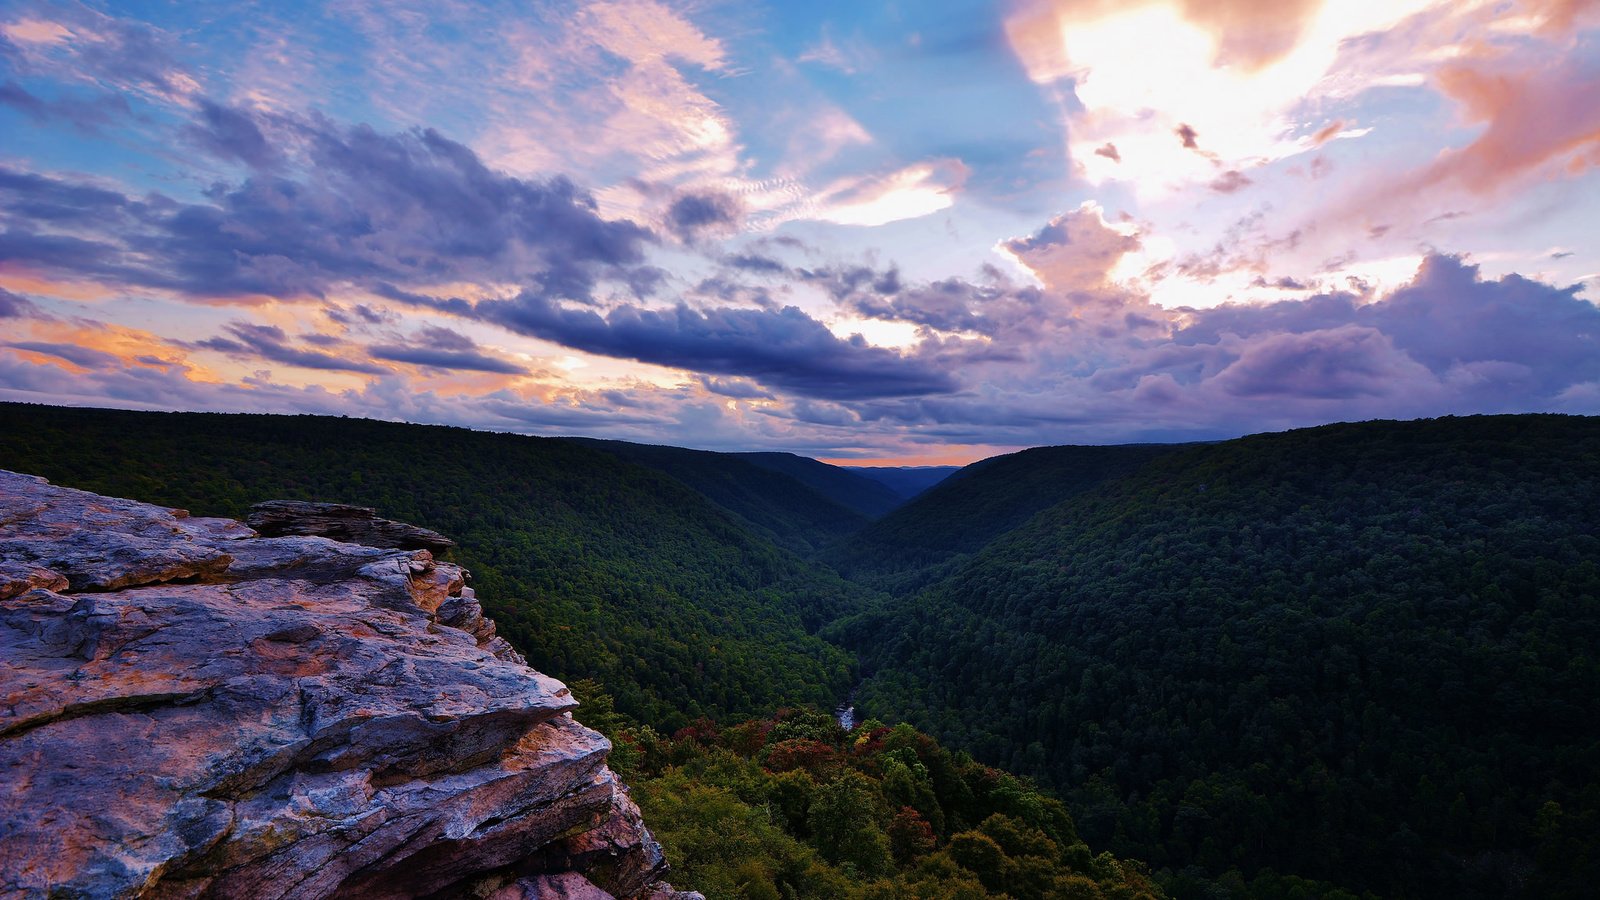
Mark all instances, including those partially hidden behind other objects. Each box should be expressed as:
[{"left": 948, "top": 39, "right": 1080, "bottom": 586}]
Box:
[{"left": 1, "top": 0, "right": 1597, "bottom": 464}]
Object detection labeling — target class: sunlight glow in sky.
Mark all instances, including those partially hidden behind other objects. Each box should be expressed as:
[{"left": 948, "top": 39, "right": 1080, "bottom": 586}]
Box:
[{"left": 1, "top": 0, "right": 1597, "bottom": 462}]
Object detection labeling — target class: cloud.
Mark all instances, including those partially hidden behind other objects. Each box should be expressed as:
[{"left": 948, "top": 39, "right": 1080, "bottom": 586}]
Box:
[
  {"left": 798, "top": 26, "right": 874, "bottom": 74},
  {"left": 0, "top": 287, "right": 43, "bottom": 319},
  {"left": 1, "top": 9, "right": 201, "bottom": 104},
  {"left": 368, "top": 326, "right": 528, "bottom": 374},
  {"left": 194, "top": 322, "right": 388, "bottom": 374},
  {"left": 1211, "top": 325, "right": 1432, "bottom": 399},
  {"left": 1001, "top": 204, "right": 1140, "bottom": 295},
  {"left": 184, "top": 99, "right": 280, "bottom": 169},
  {"left": 0, "top": 114, "right": 655, "bottom": 301},
  {"left": 825, "top": 251, "right": 1600, "bottom": 443},
  {"left": 1171, "top": 255, "right": 1600, "bottom": 395},
  {"left": 484, "top": 0, "right": 738, "bottom": 187},
  {"left": 5, "top": 341, "right": 122, "bottom": 370},
  {"left": 841, "top": 276, "right": 1033, "bottom": 337},
  {"left": 1210, "top": 169, "right": 1252, "bottom": 193},
  {"left": 698, "top": 375, "right": 775, "bottom": 400},
  {"left": 1405, "top": 48, "right": 1600, "bottom": 195},
  {"left": 477, "top": 291, "right": 958, "bottom": 400},
  {"left": 0, "top": 79, "right": 130, "bottom": 133},
  {"left": 3, "top": 3, "right": 1596, "bottom": 458},
  {"left": 0, "top": 166, "right": 133, "bottom": 226},
  {"left": 0, "top": 349, "right": 666, "bottom": 436},
  {"left": 1004, "top": 0, "right": 1451, "bottom": 195},
  {"left": 724, "top": 252, "right": 790, "bottom": 274},
  {"left": 665, "top": 190, "right": 742, "bottom": 240},
  {"left": 809, "top": 160, "right": 969, "bottom": 227},
  {"left": 1311, "top": 119, "right": 1344, "bottom": 145}
]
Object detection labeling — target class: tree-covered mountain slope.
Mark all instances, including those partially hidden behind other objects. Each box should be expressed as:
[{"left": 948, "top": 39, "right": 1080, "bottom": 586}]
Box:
[
  {"left": 843, "top": 464, "right": 962, "bottom": 500},
  {"left": 0, "top": 403, "right": 864, "bottom": 729},
  {"left": 840, "top": 415, "right": 1600, "bottom": 898},
  {"left": 11, "top": 402, "right": 1599, "bottom": 898},
  {"left": 827, "top": 443, "right": 1180, "bottom": 591},
  {"left": 567, "top": 438, "right": 883, "bottom": 553},
  {"left": 733, "top": 451, "right": 907, "bottom": 519}
]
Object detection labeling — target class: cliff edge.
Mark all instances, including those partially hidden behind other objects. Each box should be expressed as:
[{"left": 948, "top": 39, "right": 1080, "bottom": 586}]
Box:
[{"left": 0, "top": 469, "right": 698, "bottom": 900}]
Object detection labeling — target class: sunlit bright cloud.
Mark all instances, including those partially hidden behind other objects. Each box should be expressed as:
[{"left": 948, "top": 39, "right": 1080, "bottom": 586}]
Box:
[
  {"left": 808, "top": 160, "right": 969, "bottom": 228},
  {"left": 1006, "top": 0, "right": 1445, "bottom": 196}
]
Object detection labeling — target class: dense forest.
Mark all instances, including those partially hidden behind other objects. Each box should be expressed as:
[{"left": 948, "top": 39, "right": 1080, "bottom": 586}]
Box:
[
  {"left": 4, "top": 402, "right": 1597, "bottom": 898},
  {"left": 0, "top": 403, "right": 865, "bottom": 729},
  {"left": 838, "top": 415, "right": 1600, "bottom": 898}
]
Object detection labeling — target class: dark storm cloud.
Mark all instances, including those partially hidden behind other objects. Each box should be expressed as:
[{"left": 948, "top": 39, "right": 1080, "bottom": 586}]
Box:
[
  {"left": 0, "top": 115, "right": 655, "bottom": 301},
  {"left": 194, "top": 322, "right": 388, "bottom": 374},
  {"left": 477, "top": 291, "right": 957, "bottom": 400},
  {"left": 368, "top": 326, "right": 528, "bottom": 374}
]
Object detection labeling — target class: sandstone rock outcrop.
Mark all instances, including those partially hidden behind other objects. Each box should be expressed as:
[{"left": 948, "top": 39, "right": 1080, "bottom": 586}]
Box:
[
  {"left": 0, "top": 470, "right": 698, "bottom": 900},
  {"left": 246, "top": 500, "right": 457, "bottom": 554}
]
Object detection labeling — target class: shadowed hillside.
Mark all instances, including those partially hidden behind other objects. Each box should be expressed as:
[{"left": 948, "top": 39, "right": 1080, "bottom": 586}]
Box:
[
  {"left": 843, "top": 464, "right": 961, "bottom": 500},
  {"left": 568, "top": 438, "right": 890, "bottom": 553},
  {"left": 734, "top": 451, "right": 906, "bottom": 518}
]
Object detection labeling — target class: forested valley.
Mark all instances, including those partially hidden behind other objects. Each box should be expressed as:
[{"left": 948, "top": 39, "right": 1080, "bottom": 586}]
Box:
[{"left": 4, "top": 402, "right": 1596, "bottom": 899}]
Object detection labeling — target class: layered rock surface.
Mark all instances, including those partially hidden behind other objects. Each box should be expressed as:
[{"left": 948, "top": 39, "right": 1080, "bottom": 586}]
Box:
[
  {"left": 0, "top": 470, "right": 697, "bottom": 900},
  {"left": 245, "top": 500, "right": 456, "bottom": 554}
]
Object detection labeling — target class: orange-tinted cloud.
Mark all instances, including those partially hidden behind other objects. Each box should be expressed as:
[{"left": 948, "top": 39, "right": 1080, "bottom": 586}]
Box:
[
  {"left": 1174, "top": 0, "right": 1324, "bottom": 69},
  {"left": 1311, "top": 120, "right": 1344, "bottom": 145},
  {"left": 3, "top": 315, "right": 223, "bottom": 380},
  {"left": 0, "top": 268, "right": 122, "bottom": 302}
]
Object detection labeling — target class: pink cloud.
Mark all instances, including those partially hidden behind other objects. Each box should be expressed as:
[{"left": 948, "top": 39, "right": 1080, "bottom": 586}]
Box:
[{"left": 1413, "top": 52, "right": 1600, "bottom": 194}]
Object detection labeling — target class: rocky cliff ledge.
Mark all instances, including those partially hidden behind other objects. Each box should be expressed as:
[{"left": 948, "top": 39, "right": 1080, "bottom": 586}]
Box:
[{"left": 0, "top": 469, "right": 698, "bottom": 900}]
